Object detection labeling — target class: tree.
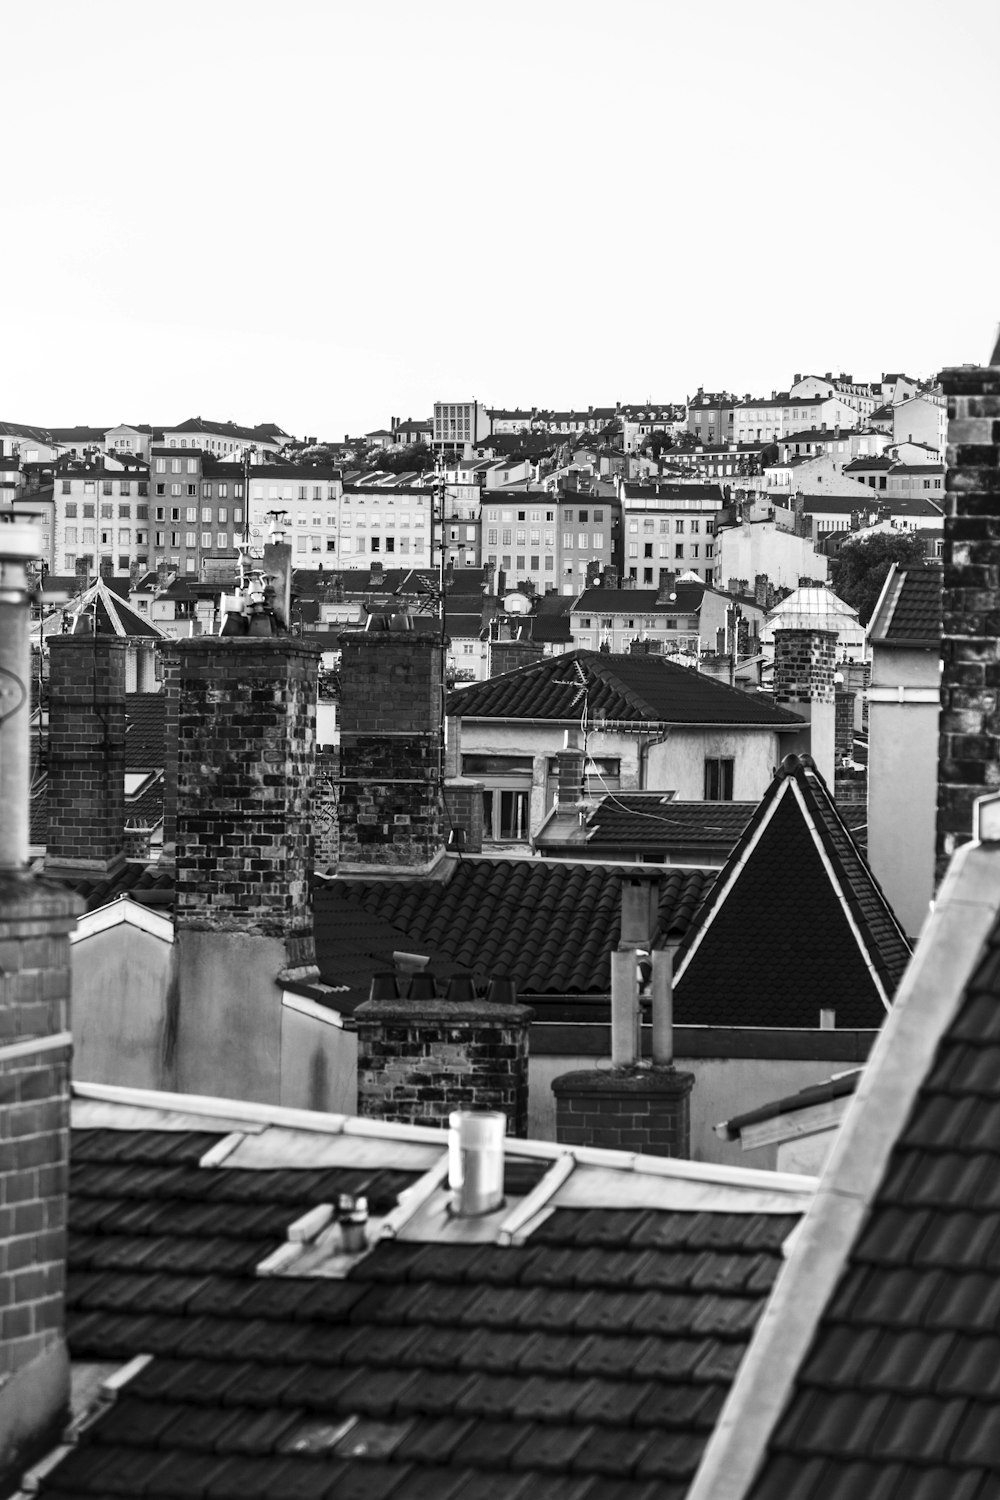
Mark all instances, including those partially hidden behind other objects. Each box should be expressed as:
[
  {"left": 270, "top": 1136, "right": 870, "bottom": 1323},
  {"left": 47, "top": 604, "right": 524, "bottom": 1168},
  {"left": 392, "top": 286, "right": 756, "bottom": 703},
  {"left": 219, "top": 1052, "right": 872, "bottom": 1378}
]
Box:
[
  {"left": 829, "top": 531, "right": 929, "bottom": 625},
  {"left": 639, "top": 431, "right": 674, "bottom": 459}
]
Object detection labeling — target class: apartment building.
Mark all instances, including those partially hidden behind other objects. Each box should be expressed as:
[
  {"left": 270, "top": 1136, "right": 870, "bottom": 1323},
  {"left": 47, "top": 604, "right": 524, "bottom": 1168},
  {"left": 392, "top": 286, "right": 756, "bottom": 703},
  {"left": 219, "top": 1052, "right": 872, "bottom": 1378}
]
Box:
[
  {"left": 247, "top": 464, "right": 344, "bottom": 562},
  {"left": 432, "top": 400, "right": 490, "bottom": 453},
  {"left": 53, "top": 457, "right": 151, "bottom": 576},
  {"left": 159, "top": 417, "right": 289, "bottom": 458},
  {"left": 149, "top": 448, "right": 245, "bottom": 574},
  {"left": 686, "top": 389, "right": 738, "bottom": 445},
  {"left": 733, "top": 393, "right": 860, "bottom": 445},
  {"left": 619, "top": 480, "right": 724, "bottom": 587}
]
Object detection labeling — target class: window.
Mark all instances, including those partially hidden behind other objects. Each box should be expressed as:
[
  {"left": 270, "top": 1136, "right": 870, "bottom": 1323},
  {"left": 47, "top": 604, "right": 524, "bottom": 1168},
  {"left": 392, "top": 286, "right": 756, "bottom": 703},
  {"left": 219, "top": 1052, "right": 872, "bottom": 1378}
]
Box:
[
  {"left": 64, "top": 527, "right": 78, "bottom": 545},
  {"left": 61, "top": 480, "right": 71, "bottom": 495},
  {"left": 138, "top": 483, "right": 148, "bottom": 497},
  {"left": 119, "top": 504, "right": 131, "bottom": 519},
  {"left": 102, "top": 480, "right": 112, "bottom": 496},
  {"left": 578, "top": 510, "right": 589, "bottom": 522},
  {"left": 120, "top": 482, "right": 131, "bottom": 497},
  {"left": 217, "top": 533, "right": 228, "bottom": 550},
  {"left": 171, "top": 459, "right": 181, "bottom": 474},
  {"left": 186, "top": 507, "right": 197, "bottom": 523},
  {"left": 65, "top": 503, "right": 77, "bottom": 518},
  {"left": 644, "top": 544, "right": 653, "bottom": 558},
  {"left": 704, "top": 757, "right": 734, "bottom": 801},
  {"left": 118, "top": 529, "right": 130, "bottom": 546},
  {"left": 83, "top": 504, "right": 95, "bottom": 519},
  {"left": 155, "top": 459, "right": 166, "bottom": 474},
  {"left": 202, "top": 532, "right": 212, "bottom": 548},
  {"left": 84, "top": 481, "right": 95, "bottom": 495},
  {"left": 171, "top": 483, "right": 181, "bottom": 497},
  {"left": 185, "top": 532, "right": 196, "bottom": 547},
  {"left": 563, "top": 533, "right": 574, "bottom": 549},
  {"left": 100, "top": 504, "right": 113, "bottom": 519},
  {"left": 675, "top": 544, "right": 685, "bottom": 558}
]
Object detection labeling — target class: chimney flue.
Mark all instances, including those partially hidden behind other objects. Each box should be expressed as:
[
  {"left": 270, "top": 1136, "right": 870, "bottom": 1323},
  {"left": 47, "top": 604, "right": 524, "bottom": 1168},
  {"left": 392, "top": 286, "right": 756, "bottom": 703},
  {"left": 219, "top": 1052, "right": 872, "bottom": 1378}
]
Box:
[{"left": 449, "top": 1110, "right": 506, "bottom": 1217}]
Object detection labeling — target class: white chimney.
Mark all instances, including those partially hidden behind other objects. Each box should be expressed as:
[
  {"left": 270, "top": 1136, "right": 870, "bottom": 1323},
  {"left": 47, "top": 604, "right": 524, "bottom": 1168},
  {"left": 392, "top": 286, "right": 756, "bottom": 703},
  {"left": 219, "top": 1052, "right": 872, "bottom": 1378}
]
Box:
[{"left": 449, "top": 1110, "right": 506, "bottom": 1216}]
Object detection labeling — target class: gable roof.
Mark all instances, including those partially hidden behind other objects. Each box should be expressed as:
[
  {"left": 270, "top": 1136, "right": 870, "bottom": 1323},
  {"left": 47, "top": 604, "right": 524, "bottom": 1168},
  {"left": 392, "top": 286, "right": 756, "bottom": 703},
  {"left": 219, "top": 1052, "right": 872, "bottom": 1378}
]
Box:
[
  {"left": 672, "top": 755, "right": 911, "bottom": 1029},
  {"left": 37, "top": 578, "right": 163, "bottom": 639},
  {"left": 691, "top": 798, "right": 1000, "bottom": 1500},
  {"left": 38, "top": 1082, "right": 812, "bottom": 1499},
  {"left": 868, "top": 565, "right": 941, "bottom": 648},
  {"left": 447, "top": 651, "right": 805, "bottom": 729},
  {"left": 314, "top": 857, "right": 715, "bottom": 1005}
]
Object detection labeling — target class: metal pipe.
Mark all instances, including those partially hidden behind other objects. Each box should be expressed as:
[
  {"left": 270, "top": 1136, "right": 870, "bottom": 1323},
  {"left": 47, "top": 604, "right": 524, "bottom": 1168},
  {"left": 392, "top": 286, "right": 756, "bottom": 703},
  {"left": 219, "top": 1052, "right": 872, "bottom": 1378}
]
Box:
[
  {"left": 651, "top": 948, "right": 674, "bottom": 1066},
  {"left": 0, "top": 521, "right": 42, "bottom": 870},
  {"left": 610, "top": 948, "right": 638, "bottom": 1067}
]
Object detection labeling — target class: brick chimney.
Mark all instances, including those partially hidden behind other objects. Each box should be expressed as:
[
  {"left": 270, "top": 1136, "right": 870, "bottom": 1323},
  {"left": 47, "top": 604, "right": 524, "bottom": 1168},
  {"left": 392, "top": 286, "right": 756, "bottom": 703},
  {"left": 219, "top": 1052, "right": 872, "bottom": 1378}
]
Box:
[
  {"left": 167, "top": 636, "right": 321, "bottom": 1101},
  {"left": 772, "top": 628, "right": 837, "bottom": 786},
  {"left": 356, "top": 972, "right": 532, "bottom": 1135},
  {"left": 488, "top": 635, "right": 544, "bottom": 677},
  {"left": 44, "top": 634, "right": 128, "bottom": 877},
  {"left": 937, "top": 351, "right": 1000, "bottom": 874},
  {"left": 338, "top": 623, "right": 444, "bottom": 871},
  {"left": 556, "top": 728, "right": 586, "bottom": 805},
  {"left": 0, "top": 522, "right": 82, "bottom": 1483},
  {"left": 552, "top": 876, "right": 694, "bottom": 1158}
]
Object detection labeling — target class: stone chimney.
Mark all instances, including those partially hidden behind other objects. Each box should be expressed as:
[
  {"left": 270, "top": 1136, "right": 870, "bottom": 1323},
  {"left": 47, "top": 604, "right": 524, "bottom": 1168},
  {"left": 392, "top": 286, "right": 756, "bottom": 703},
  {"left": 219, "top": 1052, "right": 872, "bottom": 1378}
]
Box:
[
  {"left": 44, "top": 635, "right": 128, "bottom": 877},
  {"left": 167, "top": 636, "right": 321, "bottom": 1100},
  {"left": 338, "top": 624, "right": 444, "bottom": 871},
  {"left": 772, "top": 628, "right": 837, "bottom": 786},
  {"left": 489, "top": 636, "right": 544, "bottom": 677},
  {"left": 356, "top": 973, "right": 532, "bottom": 1135},
  {"left": 0, "top": 522, "right": 82, "bottom": 1483},
  {"left": 937, "top": 350, "right": 1000, "bottom": 874},
  {"left": 552, "top": 876, "right": 694, "bottom": 1158}
]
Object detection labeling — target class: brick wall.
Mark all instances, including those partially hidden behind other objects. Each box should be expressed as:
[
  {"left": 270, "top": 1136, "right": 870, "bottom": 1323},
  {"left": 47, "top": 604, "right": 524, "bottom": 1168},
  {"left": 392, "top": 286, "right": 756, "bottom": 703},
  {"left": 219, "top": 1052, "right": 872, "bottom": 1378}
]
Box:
[
  {"left": 443, "top": 778, "right": 485, "bottom": 854},
  {"left": 314, "top": 744, "right": 340, "bottom": 872},
  {"left": 355, "top": 991, "right": 532, "bottom": 1136},
  {"left": 552, "top": 1066, "right": 695, "bottom": 1158},
  {"left": 937, "top": 361, "right": 1000, "bottom": 874},
  {"left": 835, "top": 689, "right": 855, "bottom": 762},
  {"left": 172, "top": 637, "right": 319, "bottom": 961},
  {"left": 45, "top": 635, "right": 128, "bottom": 871},
  {"left": 338, "top": 633, "right": 443, "bottom": 869},
  {"left": 0, "top": 873, "right": 81, "bottom": 1476},
  {"left": 772, "top": 628, "right": 837, "bottom": 707},
  {"left": 489, "top": 639, "right": 545, "bottom": 677}
]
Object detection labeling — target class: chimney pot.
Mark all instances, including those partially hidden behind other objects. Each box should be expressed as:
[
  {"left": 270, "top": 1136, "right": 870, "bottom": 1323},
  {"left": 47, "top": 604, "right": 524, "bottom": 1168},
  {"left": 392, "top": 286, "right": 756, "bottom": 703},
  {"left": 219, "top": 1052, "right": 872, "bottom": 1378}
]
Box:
[{"left": 448, "top": 1110, "right": 506, "bottom": 1217}]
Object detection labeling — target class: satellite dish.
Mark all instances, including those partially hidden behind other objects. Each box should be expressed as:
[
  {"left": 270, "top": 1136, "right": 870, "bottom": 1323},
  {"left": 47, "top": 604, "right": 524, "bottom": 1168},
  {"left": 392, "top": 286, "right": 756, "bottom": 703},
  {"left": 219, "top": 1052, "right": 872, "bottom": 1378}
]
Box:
[{"left": 502, "top": 592, "right": 531, "bottom": 615}]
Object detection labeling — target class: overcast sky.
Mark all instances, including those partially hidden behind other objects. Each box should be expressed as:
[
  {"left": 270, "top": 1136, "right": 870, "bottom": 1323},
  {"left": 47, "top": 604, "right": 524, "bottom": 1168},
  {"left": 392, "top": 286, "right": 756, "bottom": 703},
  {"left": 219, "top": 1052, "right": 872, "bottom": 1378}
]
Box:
[{"left": 5, "top": 0, "right": 996, "bottom": 439}]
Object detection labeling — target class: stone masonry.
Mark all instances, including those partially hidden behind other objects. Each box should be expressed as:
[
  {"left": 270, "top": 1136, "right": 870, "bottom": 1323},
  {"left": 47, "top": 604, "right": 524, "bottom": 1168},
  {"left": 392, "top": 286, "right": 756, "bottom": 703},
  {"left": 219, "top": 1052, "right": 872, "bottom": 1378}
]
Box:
[
  {"left": 171, "top": 637, "right": 320, "bottom": 966},
  {"left": 355, "top": 994, "right": 533, "bottom": 1136},
  {"left": 937, "top": 360, "right": 1000, "bottom": 876},
  {"left": 0, "top": 873, "right": 81, "bottom": 1480},
  {"left": 45, "top": 634, "right": 128, "bottom": 872},
  {"left": 552, "top": 1066, "right": 696, "bottom": 1158},
  {"left": 772, "top": 628, "right": 837, "bottom": 710},
  {"left": 338, "top": 632, "right": 443, "bottom": 869}
]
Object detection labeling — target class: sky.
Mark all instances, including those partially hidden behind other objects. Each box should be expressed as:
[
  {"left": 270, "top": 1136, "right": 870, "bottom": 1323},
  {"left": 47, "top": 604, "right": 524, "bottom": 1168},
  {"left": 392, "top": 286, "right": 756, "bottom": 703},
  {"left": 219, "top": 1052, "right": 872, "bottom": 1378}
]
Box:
[{"left": 4, "top": 0, "right": 998, "bottom": 439}]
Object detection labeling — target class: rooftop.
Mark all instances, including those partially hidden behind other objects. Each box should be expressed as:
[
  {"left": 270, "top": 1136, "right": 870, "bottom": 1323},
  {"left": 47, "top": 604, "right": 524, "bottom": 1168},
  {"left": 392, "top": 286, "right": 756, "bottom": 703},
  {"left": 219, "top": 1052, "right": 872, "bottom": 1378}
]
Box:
[
  {"left": 447, "top": 651, "right": 805, "bottom": 729},
  {"left": 36, "top": 1081, "right": 812, "bottom": 1499}
]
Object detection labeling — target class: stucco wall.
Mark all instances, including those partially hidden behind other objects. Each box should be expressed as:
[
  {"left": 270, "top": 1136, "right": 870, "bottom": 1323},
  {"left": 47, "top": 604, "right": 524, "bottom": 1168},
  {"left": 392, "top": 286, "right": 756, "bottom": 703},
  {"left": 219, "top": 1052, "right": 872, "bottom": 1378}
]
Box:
[
  {"left": 714, "top": 523, "right": 829, "bottom": 593},
  {"left": 174, "top": 930, "right": 286, "bottom": 1103},
  {"left": 280, "top": 1005, "right": 358, "bottom": 1114},
  {"left": 71, "top": 925, "right": 175, "bottom": 1091},
  {"left": 646, "top": 728, "right": 783, "bottom": 802},
  {"left": 868, "top": 645, "right": 940, "bottom": 940}
]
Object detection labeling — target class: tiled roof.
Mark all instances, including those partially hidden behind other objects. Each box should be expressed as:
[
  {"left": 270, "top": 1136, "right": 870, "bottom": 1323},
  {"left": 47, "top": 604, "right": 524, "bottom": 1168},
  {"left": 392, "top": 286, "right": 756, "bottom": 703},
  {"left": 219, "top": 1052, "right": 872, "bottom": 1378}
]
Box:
[
  {"left": 741, "top": 828, "right": 1000, "bottom": 1498},
  {"left": 621, "top": 483, "right": 724, "bottom": 502},
  {"left": 125, "top": 693, "right": 167, "bottom": 764},
  {"left": 40, "top": 1091, "right": 810, "bottom": 1499},
  {"left": 580, "top": 797, "right": 757, "bottom": 854},
  {"left": 447, "top": 651, "right": 805, "bottom": 728},
  {"left": 869, "top": 567, "right": 941, "bottom": 647},
  {"left": 672, "top": 756, "right": 910, "bottom": 1029},
  {"left": 314, "top": 858, "right": 715, "bottom": 1004},
  {"left": 573, "top": 583, "right": 705, "bottom": 614},
  {"left": 50, "top": 862, "right": 176, "bottom": 913},
  {"left": 798, "top": 494, "right": 943, "bottom": 518}
]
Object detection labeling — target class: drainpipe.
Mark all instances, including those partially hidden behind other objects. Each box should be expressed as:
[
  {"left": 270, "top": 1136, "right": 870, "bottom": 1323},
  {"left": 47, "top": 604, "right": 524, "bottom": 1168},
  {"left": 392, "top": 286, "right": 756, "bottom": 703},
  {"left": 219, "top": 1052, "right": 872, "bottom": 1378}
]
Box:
[
  {"left": 651, "top": 947, "right": 674, "bottom": 1066},
  {"left": 638, "top": 730, "right": 671, "bottom": 789},
  {"left": 0, "top": 521, "right": 41, "bottom": 871}
]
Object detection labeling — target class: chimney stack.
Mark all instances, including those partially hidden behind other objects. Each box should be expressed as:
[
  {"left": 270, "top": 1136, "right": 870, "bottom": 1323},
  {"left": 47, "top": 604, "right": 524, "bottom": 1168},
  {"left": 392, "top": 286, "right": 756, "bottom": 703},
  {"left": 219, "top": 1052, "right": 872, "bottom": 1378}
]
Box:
[
  {"left": 44, "top": 634, "right": 128, "bottom": 877},
  {"left": 0, "top": 521, "right": 82, "bottom": 1483},
  {"left": 165, "top": 636, "right": 321, "bottom": 1100},
  {"left": 356, "top": 972, "right": 531, "bottom": 1135},
  {"left": 552, "top": 876, "right": 694, "bottom": 1158},
  {"left": 338, "top": 626, "right": 444, "bottom": 871},
  {"left": 772, "top": 628, "right": 837, "bottom": 786},
  {"left": 937, "top": 347, "right": 1000, "bottom": 874}
]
